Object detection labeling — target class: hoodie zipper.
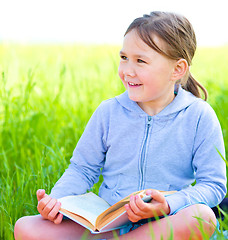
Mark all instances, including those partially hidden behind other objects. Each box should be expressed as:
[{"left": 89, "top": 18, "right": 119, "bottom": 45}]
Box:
[{"left": 139, "top": 116, "right": 152, "bottom": 190}]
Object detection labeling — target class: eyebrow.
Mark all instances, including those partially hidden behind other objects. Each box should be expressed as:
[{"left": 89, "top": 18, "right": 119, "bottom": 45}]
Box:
[
  {"left": 119, "top": 50, "right": 149, "bottom": 60},
  {"left": 119, "top": 50, "right": 125, "bottom": 55}
]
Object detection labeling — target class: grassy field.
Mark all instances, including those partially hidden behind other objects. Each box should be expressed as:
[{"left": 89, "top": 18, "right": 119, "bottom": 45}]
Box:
[{"left": 0, "top": 43, "right": 228, "bottom": 239}]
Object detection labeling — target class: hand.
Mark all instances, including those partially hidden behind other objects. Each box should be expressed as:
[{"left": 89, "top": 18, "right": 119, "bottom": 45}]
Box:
[
  {"left": 37, "top": 189, "right": 63, "bottom": 224},
  {"left": 125, "top": 189, "right": 170, "bottom": 223}
]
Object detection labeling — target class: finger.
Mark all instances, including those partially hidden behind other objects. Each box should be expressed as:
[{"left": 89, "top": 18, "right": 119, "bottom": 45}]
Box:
[
  {"left": 129, "top": 195, "right": 143, "bottom": 217},
  {"left": 47, "top": 201, "right": 61, "bottom": 222},
  {"left": 37, "top": 189, "right": 46, "bottom": 201},
  {"left": 150, "top": 190, "right": 166, "bottom": 204},
  {"left": 42, "top": 198, "right": 57, "bottom": 218},
  {"left": 135, "top": 195, "right": 148, "bottom": 212},
  {"left": 145, "top": 189, "right": 153, "bottom": 197},
  {"left": 37, "top": 195, "right": 52, "bottom": 213},
  {"left": 125, "top": 204, "right": 141, "bottom": 223},
  {"left": 54, "top": 213, "right": 63, "bottom": 225}
]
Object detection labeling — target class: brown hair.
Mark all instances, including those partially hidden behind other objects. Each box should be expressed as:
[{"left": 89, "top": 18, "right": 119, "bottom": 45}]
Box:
[{"left": 125, "top": 11, "right": 208, "bottom": 100}]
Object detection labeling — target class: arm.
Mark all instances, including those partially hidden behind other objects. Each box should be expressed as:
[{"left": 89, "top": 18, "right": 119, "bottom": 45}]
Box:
[
  {"left": 50, "top": 103, "right": 108, "bottom": 199},
  {"left": 126, "top": 103, "right": 227, "bottom": 221},
  {"left": 166, "top": 103, "right": 227, "bottom": 214}
]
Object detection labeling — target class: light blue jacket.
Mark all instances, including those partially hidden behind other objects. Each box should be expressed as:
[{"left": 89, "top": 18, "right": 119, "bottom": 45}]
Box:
[{"left": 50, "top": 86, "right": 227, "bottom": 214}]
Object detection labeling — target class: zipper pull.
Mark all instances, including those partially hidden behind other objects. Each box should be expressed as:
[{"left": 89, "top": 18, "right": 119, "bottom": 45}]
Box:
[{"left": 148, "top": 116, "right": 152, "bottom": 125}]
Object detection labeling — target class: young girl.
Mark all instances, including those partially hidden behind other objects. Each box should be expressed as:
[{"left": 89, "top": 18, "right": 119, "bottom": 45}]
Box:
[{"left": 14, "top": 11, "right": 226, "bottom": 240}]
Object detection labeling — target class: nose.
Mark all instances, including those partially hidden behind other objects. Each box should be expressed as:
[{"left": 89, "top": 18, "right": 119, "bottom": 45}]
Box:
[{"left": 122, "top": 62, "right": 136, "bottom": 78}]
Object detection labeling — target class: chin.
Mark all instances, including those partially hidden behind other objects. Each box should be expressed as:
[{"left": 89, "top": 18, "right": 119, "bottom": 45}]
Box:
[{"left": 127, "top": 93, "right": 141, "bottom": 102}]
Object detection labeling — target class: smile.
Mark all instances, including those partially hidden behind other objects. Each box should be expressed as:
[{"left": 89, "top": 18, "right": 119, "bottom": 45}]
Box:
[{"left": 128, "top": 82, "right": 142, "bottom": 86}]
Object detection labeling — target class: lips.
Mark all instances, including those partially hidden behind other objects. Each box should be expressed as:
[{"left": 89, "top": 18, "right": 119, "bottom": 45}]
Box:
[{"left": 128, "top": 81, "right": 142, "bottom": 87}]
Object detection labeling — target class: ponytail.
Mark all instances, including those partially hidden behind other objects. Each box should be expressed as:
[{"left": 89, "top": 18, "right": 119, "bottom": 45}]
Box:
[{"left": 182, "top": 73, "right": 208, "bottom": 101}]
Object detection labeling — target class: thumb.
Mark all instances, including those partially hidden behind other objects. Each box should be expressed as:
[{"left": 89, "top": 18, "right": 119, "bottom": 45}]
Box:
[{"left": 36, "top": 189, "right": 47, "bottom": 201}]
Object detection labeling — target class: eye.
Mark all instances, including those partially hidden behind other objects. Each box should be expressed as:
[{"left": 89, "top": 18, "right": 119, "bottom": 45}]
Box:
[
  {"left": 137, "top": 59, "right": 146, "bottom": 63},
  {"left": 120, "top": 55, "right": 128, "bottom": 61}
]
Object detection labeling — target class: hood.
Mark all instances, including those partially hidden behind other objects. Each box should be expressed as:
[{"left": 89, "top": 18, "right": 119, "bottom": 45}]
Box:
[{"left": 115, "top": 85, "right": 201, "bottom": 118}]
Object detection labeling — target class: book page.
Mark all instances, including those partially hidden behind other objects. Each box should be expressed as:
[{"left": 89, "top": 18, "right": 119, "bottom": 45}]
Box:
[
  {"left": 60, "top": 209, "right": 95, "bottom": 231},
  {"left": 58, "top": 192, "right": 111, "bottom": 227},
  {"left": 96, "top": 189, "right": 145, "bottom": 226},
  {"left": 99, "top": 209, "right": 130, "bottom": 233},
  {"left": 96, "top": 189, "right": 176, "bottom": 229}
]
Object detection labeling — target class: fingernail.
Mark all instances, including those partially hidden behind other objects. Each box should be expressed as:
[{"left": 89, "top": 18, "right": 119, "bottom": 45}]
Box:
[
  {"left": 130, "top": 195, "right": 134, "bottom": 201},
  {"left": 146, "top": 190, "right": 152, "bottom": 195}
]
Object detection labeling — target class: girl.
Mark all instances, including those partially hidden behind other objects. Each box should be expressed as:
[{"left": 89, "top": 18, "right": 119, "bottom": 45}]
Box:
[{"left": 14, "top": 11, "right": 226, "bottom": 240}]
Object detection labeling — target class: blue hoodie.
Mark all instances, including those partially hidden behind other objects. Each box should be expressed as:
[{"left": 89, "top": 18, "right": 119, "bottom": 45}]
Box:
[{"left": 50, "top": 86, "right": 227, "bottom": 214}]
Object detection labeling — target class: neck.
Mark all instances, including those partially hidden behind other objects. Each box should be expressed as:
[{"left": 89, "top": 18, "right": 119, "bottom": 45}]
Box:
[{"left": 137, "top": 89, "right": 175, "bottom": 116}]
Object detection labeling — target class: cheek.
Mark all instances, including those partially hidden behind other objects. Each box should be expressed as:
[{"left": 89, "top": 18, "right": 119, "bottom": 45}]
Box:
[{"left": 118, "top": 65, "right": 125, "bottom": 82}]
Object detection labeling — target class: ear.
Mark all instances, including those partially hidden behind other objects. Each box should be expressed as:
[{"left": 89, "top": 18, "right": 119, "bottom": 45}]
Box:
[{"left": 171, "top": 59, "right": 188, "bottom": 81}]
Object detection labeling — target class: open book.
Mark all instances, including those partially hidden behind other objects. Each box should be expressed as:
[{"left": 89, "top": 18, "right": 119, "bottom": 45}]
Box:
[{"left": 58, "top": 189, "right": 176, "bottom": 234}]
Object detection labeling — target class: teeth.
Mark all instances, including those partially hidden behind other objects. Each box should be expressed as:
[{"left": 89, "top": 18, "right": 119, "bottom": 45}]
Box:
[{"left": 129, "top": 82, "right": 140, "bottom": 86}]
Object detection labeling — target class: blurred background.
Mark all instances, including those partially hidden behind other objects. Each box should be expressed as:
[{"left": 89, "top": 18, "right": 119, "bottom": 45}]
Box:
[{"left": 0, "top": 0, "right": 228, "bottom": 46}]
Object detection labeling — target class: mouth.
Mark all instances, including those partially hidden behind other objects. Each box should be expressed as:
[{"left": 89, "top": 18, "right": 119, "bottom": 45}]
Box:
[{"left": 127, "top": 81, "right": 142, "bottom": 87}]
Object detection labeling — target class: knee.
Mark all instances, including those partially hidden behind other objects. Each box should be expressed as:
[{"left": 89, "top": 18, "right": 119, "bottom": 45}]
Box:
[
  {"left": 183, "top": 204, "right": 217, "bottom": 238},
  {"left": 191, "top": 204, "right": 217, "bottom": 226},
  {"left": 14, "top": 216, "right": 36, "bottom": 240}
]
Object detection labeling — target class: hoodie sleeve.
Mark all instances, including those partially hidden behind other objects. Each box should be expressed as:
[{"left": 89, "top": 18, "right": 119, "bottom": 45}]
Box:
[
  {"left": 166, "top": 102, "right": 227, "bottom": 214},
  {"left": 49, "top": 102, "right": 108, "bottom": 199}
]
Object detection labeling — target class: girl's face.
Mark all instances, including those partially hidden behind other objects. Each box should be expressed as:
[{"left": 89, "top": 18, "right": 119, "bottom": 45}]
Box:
[{"left": 118, "top": 29, "right": 177, "bottom": 114}]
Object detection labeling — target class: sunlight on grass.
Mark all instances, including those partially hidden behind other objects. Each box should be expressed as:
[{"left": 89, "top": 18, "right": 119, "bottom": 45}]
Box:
[{"left": 0, "top": 44, "right": 227, "bottom": 239}]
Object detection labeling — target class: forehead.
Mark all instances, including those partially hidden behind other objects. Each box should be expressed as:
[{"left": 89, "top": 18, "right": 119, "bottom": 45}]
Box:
[
  {"left": 122, "top": 30, "right": 150, "bottom": 51},
  {"left": 121, "top": 29, "right": 166, "bottom": 55}
]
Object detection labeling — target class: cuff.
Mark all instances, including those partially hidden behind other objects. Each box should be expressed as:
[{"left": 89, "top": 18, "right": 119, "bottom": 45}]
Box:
[{"left": 165, "top": 192, "right": 191, "bottom": 215}]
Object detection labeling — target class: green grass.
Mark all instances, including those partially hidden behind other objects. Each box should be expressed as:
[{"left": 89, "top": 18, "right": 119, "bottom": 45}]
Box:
[{"left": 0, "top": 43, "right": 228, "bottom": 239}]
